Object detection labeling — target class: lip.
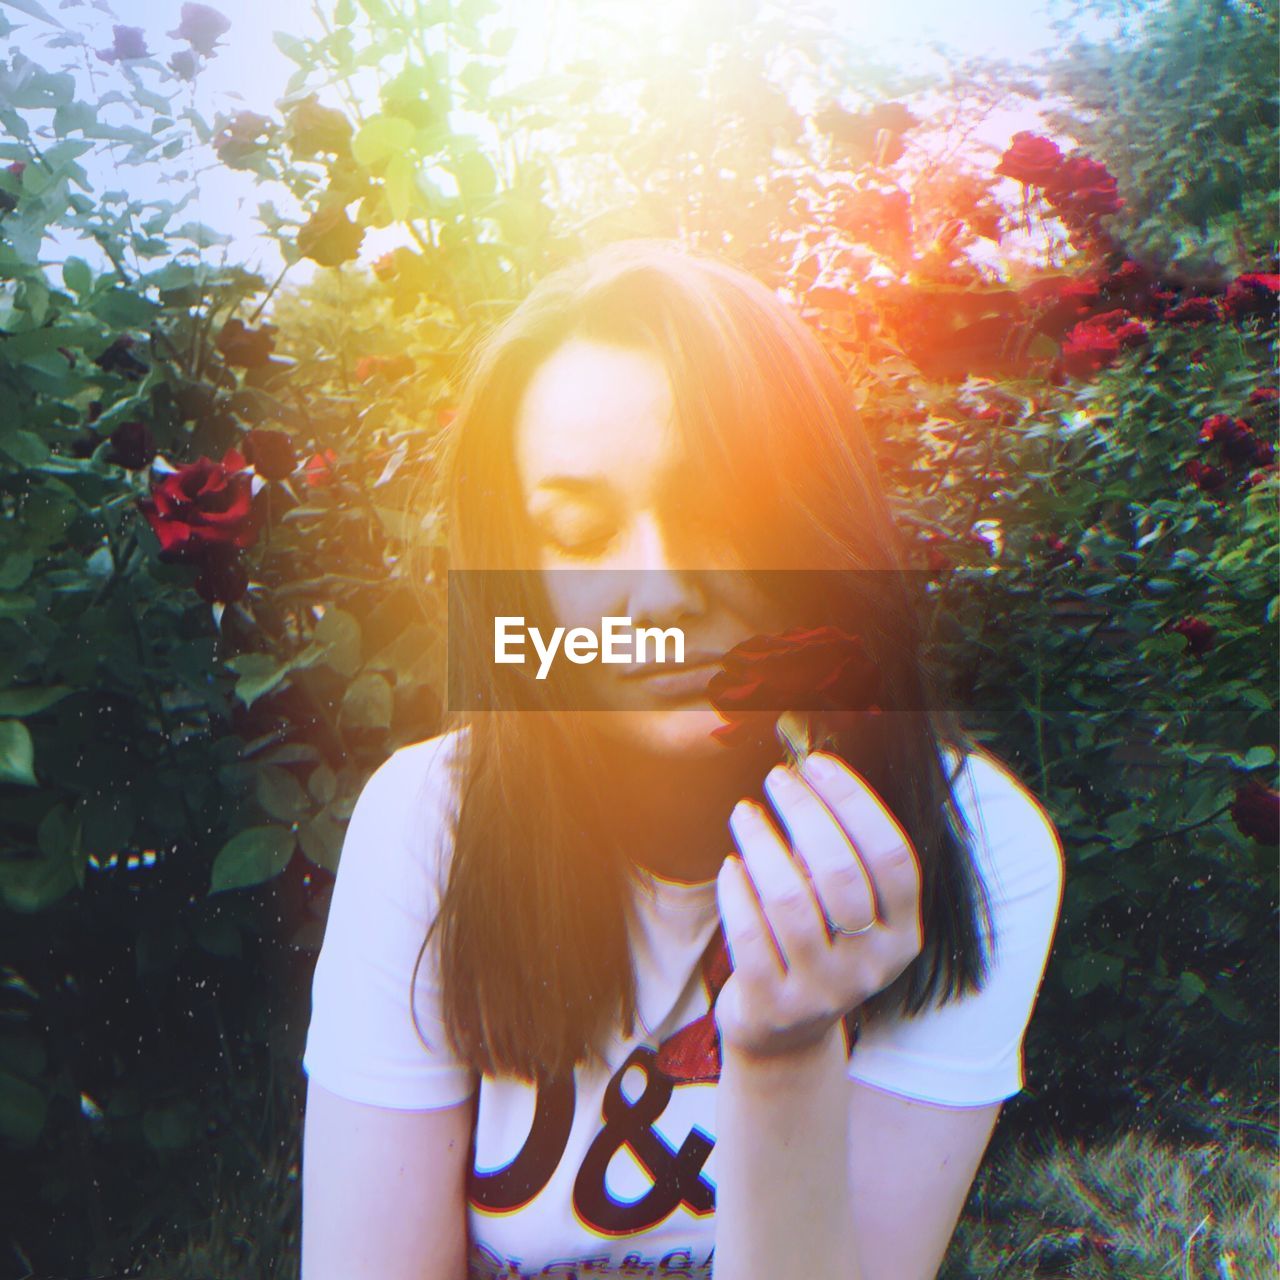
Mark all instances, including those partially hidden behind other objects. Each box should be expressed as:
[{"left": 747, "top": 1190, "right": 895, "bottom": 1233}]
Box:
[
  {"left": 627, "top": 662, "right": 719, "bottom": 700},
  {"left": 618, "top": 651, "right": 726, "bottom": 680}
]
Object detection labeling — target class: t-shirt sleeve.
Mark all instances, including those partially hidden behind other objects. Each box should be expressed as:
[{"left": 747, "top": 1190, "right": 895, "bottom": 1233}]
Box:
[
  {"left": 846, "top": 748, "right": 1065, "bottom": 1108},
  {"left": 301, "top": 730, "right": 479, "bottom": 1110}
]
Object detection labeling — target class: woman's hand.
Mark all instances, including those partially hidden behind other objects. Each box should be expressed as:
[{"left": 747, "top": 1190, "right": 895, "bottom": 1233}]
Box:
[{"left": 713, "top": 750, "right": 924, "bottom": 1062}]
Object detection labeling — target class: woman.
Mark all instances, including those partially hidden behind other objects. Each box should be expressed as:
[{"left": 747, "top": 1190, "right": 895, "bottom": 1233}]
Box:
[{"left": 299, "top": 238, "right": 1065, "bottom": 1279}]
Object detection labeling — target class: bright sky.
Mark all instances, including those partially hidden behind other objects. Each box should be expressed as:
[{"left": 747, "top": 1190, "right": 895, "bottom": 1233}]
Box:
[{"left": 9, "top": 0, "right": 1110, "bottom": 287}]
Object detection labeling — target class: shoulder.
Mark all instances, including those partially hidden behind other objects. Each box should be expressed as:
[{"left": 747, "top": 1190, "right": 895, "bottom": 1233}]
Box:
[
  {"left": 940, "top": 744, "right": 1065, "bottom": 910},
  {"left": 341, "top": 726, "right": 470, "bottom": 900}
]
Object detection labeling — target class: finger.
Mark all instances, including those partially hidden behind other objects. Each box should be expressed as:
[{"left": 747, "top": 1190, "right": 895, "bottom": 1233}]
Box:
[
  {"left": 716, "top": 853, "right": 785, "bottom": 987},
  {"left": 762, "top": 762, "right": 877, "bottom": 936},
  {"left": 729, "top": 797, "right": 829, "bottom": 972},
  {"left": 796, "top": 751, "right": 921, "bottom": 933}
]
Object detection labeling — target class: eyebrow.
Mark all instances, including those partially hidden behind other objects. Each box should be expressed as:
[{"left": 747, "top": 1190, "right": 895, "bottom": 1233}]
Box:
[{"left": 532, "top": 464, "right": 693, "bottom": 500}]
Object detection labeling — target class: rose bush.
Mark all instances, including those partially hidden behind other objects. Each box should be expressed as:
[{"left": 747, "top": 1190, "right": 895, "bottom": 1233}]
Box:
[{"left": 0, "top": 0, "right": 1274, "bottom": 1272}]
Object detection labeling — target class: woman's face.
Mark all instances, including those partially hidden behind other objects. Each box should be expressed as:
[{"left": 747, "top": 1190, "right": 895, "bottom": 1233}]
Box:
[{"left": 513, "top": 336, "right": 788, "bottom": 758}]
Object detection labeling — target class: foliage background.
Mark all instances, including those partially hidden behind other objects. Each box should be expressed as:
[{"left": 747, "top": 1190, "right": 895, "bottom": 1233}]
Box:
[{"left": 0, "top": 0, "right": 1275, "bottom": 1275}]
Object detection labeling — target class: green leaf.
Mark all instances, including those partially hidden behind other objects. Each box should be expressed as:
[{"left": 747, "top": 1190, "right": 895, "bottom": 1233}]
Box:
[
  {"left": 1241, "top": 745, "right": 1276, "bottom": 769},
  {"left": 1061, "top": 952, "right": 1125, "bottom": 997},
  {"left": 90, "top": 287, "right": 159, "bottom": 328},
  {"left": 340, "top": 671, "right": 392, "bottom": 730},
  {"left": 210, "top": 825, "right": 296, "bottom": 894},
  {"left": 313, "top": 607, "right": 362, "bottom": 677},
  {"left": 61, "top": 256, "right": 91, "bottom": 295},
  {"left": 0, "top": 685, "right": 69, "bottom": 717},
  {"left": 352, "top": 114, "right": 415, "bottom": 168},
  {"left": 0, "top": 850, "right": 76, "bottom": 912},
  {"left": 297, "top": 811, "right": 344, "bottom": 872},
  {"left": 255, "top": 765, "right": 310, "bottom": 822},
  {"left": 307, "top": 763, "right": 337, "bottom": 805},
  {"left": 229, "top": 653, "right": 293, "bottom": 709},
  {"left": 0, "top": 1070, "right": 46, "bottom": 1146},
  {"left": 1177, "top": 970, "right": 1206, "bottom": 1005},
  {"left": 0, "top": 0, "right": 64, "bottom": 26},
  {"left": 384, "top": 151, "right": 415, "bottom": 220},
  {"left": 0, "top": 720, "right": 36, "bottom": 786}
]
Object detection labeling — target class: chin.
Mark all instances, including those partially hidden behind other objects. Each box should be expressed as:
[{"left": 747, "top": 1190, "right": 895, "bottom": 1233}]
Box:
[{"left": 585, "top": 704, "right": 736, "bottom": 758}]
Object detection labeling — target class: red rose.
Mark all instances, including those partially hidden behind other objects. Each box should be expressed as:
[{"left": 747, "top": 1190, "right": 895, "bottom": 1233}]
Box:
[
  {"left": 242, "top": 428, "right": 297, "bottom": 481},
  {"left": 1231, "top": 778, "right": 1279, "bottom": 846},
  {"left": 1246, "top": 463, "right": 1278, "bottom": 488},
  {"left": 1043, "top": 155, "right": 1125, "bottom": 222},
  {"left": 95, "top": 334, "right": 148, "bottom": 381},
  {"left": 1199, "top": 414, "right": 1260, "bottom": 465},
  {"left": 168, "top": 3, "right": 231, "bottom": 57},
  {"left": 213, "top": 111, "right": 274, "bottom": 168},
  {"left": 707, "top": 626, "right": 883, "bottom": 748},
  {"left": 995, "top": 132, "right": 1064, "bottom": 186},
  {"left": 1247, "top": 387, "right": 1279, "bottom": 405},
  {"left": 1184, "top": 459, "right": 1229, "bottom": 495},
  {"left": 216, "top": 318, "right": 276, "bottom": 368},
  {"left": 1168, "top": 615, "right": 1215, "bottom": 657},
  {"left": 104, "top": 420, "right": 157, "bottom": 471},
  {"left": 303, "top": 448, "right": 339, "bottom": 488},
  {"left": 1163, "top": 297, "right": 1220, "bottom": 325},
  {"left": 287, "top": 95, "right": 352, "bottom": 159},
  {"left": 137, "top": 447, "right": 259, "bottom": 563},
  {"left": 1060, "top": 312, "right": 1148, "bottom": 377},
  {"left": 1222, "top": 273, "right": 1280, "bottom": 323},
  {"left": 297, "top": 202, "right": 364, "bottom": 268},
  {"left": 96, "top": 24, "right": 149, "bottom": 64}
]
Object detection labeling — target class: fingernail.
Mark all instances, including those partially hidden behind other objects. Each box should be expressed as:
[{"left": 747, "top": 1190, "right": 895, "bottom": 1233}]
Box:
[{"left": 802, "top": 752, "right": 840, "bottom": 782}]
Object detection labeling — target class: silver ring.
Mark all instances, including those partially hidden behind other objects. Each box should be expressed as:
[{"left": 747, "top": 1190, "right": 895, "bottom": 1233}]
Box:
[{"left": 824, "top": 913, "right": 876, "bottom": 938}]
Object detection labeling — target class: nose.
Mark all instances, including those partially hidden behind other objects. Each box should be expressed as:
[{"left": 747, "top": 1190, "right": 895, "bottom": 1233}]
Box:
[{"left": 620, "top": 509, "right": 707, "bottom": 623}]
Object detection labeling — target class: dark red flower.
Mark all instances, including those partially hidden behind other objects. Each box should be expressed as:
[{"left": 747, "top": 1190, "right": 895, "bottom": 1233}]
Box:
[
  {"left": 1043, "top": 155, "right": 1126, "bottom": 223},
  {"left": 1184, "top": 459, "right": 1229, "bottom": 495},
  {"left": 213, "top": 111, "right": 274, "bottom": 168},
  {"left": 297, "top": 202, "right": 364, "bottom": 268},
  {"left": 169, "top": 49, "right": 198, "bottom": 81},
  {"left": 1250, "top": 438, "right": 1275, "bottom": 467},
  {"left": 1199, "top": 414, "right": 1260, "bottom": 465},
  {"left": 193, "top": 545, "right": 250, "bottom": 604},
  {"left": 168, "top": 3, "right": 231, "bottom": 57},
  {"left": 1097, "top": 259, "right": 1158, "bottom": 315},
  {"left": 1189, "top": 345, "right": 1209, "bottom": 366},
  {"left": 1246, "top": 463, "right": 1278, "bottom": 488},
  {"left": 1247, "top": 386, "right": 1279, "bottom": 406},
  {"left": 707, "top": 626, "right": 883, "bottom": 748},
  {"left": 1163, "top": 296, "right": 1220, "bottom": 325},
  {"left": 1222, "top": 273, "right": 1280, "bottom": 323},
  {"left": 1060, "top": 311, "right": 1148, "bottom": 377},
  {"left": 242, "top": 428, "right": 297, "bottom": 482},
  {"left": 95, "top": 334, "right": 148, "bottom": 381},
  {"left": 287, "top": 95, "right": 352, "bottom": 159},
  {"left": 95, "top": 25, "right": 149, "bottom": 64},
  {"left": 1168, "top": 615, "right": 1215, "bottom": 657},
  {"left": 1231, "top": 779, "right": 1279, "bottom": 845},
  {"left": 104, "top": 420, "right": 157, "bottom": 471},
  {"left": 215, "top": 317, "right": 276, "bottom": 368},
  {"left": 303, "top": 448, "right": 339, "bottom": 488},
  {"left": 136, "top": 447, "right": 258, "bottom": 563},
  {"left": 996, "top": 132, "right": 1064, "bottom": 186}
]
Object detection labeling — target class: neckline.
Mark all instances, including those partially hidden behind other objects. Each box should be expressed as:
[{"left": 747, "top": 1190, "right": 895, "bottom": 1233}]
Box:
[{"left": 631, "top": 862, "right": 720, "bottom": 912}]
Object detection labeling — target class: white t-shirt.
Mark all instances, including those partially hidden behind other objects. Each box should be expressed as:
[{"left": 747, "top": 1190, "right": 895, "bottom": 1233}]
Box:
[{"left": 302, "top": 728, "right": 1064, "bottom": 1279}]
